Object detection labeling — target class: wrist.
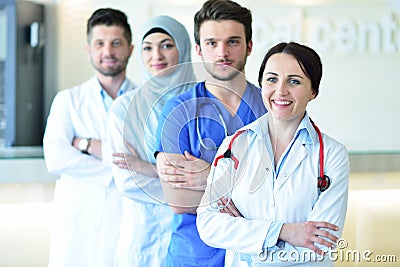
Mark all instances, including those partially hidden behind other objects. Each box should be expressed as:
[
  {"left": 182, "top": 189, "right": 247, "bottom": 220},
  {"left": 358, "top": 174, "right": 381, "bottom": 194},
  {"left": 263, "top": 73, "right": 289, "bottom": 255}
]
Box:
[{"left": 78, "top": 138, "right": 91, "bottom": 154}]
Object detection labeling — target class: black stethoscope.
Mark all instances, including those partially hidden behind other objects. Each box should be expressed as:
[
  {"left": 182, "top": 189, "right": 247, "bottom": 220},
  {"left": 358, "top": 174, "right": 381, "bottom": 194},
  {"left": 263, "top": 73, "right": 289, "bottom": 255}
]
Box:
[
  {"left": 211, "top": 118, "right": 331, "bottom": 200},
  {"left": 196, "top": 100, "right": 228, "bottom": 151}
]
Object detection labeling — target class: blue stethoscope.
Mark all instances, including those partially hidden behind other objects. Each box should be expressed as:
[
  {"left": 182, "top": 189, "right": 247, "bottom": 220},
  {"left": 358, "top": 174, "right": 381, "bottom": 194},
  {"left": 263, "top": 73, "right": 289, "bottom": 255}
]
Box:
[{"left": 209, "top": 118, "right": 331, "bottom": 210}]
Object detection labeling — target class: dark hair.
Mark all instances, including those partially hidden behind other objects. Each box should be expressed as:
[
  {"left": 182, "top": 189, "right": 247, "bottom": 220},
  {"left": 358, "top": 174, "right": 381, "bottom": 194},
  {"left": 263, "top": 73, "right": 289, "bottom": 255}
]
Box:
[
  {"left": 258, "top": 42, "right": 322, "bottom": 97},
  {"left": 194, "top": 0, "right": 252, "bottom": 46},
  {"left": 87, "top": 8, "right": 132, "bottom": 44},
  {"left": 143, "top": 27, "right": 171, "bottom": 40}
]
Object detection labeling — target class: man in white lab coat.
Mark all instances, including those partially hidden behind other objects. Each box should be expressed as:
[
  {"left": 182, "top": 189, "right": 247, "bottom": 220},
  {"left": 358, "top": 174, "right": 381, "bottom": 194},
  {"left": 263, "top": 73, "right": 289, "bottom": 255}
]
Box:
[{"left": 43, "top": 8, "right": 135, "bottom": 267}]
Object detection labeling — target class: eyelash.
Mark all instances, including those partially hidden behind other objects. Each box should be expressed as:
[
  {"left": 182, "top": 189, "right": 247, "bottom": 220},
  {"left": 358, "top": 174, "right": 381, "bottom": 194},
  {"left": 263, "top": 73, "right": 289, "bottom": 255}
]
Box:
[
  {"left": 142, "top": 43, "right": 174, "bottom": 51},
  {"left": 205, "top": 40, "right": 239, "bottom": 46},
  {"left": 94, "top": 41, "right": 122, "bottom": 47},
  {"left": 264, "top": 77, "right": 301, "bottom": 85},
  {"left": 161, "top": 44, "right": 174, "bottom": 49}
]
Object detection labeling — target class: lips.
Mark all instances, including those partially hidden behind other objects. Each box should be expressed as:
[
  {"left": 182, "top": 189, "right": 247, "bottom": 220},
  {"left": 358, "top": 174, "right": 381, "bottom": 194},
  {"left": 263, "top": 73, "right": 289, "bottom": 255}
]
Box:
[
  {"left": 102, "top": 59, "right": 117, "bottom": 66},
  {"left": 216, "top": 60, "right": 233, "bottom": 67},
  {"left": 101, "top": 56, "right": 118, "bottom": 64},
  {"left": 152, "top": 63, "right": 168, "bottom": 69}
]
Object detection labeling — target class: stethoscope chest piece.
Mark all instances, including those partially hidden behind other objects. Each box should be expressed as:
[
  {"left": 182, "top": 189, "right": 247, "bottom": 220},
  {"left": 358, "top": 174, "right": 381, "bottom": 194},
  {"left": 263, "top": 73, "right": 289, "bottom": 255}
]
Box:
[
  {"left": 318, "top": 175, "right": 330, "bottom": 192},
  {"left": 311, "top": 118, "right": 331, "bottom": 193}
]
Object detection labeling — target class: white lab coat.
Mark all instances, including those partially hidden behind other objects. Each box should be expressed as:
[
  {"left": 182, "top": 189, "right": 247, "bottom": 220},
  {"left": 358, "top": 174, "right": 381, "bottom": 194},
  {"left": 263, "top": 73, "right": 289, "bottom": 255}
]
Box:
[
  {"left": 43, "top": 76, "right": 135, "bottom": 267},
  {"left": 197, "top": 113, "right": 350, "bottom": 267},
  {"left": 108, "top": 90, "right": 173, "bottom": 267},
  {"left": 107, "top": 15, "right": 195, "bottom": 266}
]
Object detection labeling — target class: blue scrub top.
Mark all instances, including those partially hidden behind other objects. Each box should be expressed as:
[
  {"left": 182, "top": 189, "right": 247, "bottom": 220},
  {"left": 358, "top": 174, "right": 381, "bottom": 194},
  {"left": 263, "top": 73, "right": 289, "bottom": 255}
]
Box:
[
  {"left": 156, "top": 81, "right": 266, "bottom": 163},
  {"left": 155, "top": 81, "right": 267, "bottom": 266}
]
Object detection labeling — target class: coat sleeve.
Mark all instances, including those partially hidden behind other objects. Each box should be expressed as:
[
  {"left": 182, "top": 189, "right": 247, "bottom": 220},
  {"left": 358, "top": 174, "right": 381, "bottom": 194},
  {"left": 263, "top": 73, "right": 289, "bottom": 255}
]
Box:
[
  {"left": 306, "top": 138, "right": 350, "bottom": 244},
  {"left": 196, "top": 135, "right": 272, "bottom": 255},
  {"left": 108, "top": 99, "right": 164, "bottom": 204},
  {"left": 43, "top": 90, "right": 109, "bottom": 178}
]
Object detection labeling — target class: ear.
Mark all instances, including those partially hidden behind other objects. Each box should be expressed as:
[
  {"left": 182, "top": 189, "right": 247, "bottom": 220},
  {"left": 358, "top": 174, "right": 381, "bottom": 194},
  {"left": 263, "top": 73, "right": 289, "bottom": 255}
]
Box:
[
  {"left": 309, "top": 91, "right": 316, "bottom": 101},
  {"left": 246, "top": 40, "right": 253, "bottom": 56},
  {"left": 129, "top": 44, "right": 134, "bottom": 57},
  {"left": 195, "top": 44, "right": 202, "bottom": 57}
]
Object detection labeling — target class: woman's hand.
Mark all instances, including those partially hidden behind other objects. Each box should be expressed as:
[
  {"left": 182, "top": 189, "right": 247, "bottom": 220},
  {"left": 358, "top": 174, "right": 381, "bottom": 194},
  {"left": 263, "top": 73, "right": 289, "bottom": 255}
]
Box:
[
  {"left": 279, "top": 221, "right": 339, "bottom": 255},
  {"left": 218, "top": 197, "right": 243, "bottom": 217},
  {"left": 112, "top": 142, "right": 139, "bottom": 169},
  {"left": 112, "top": 142, "right": 157, "bottom": 177}
]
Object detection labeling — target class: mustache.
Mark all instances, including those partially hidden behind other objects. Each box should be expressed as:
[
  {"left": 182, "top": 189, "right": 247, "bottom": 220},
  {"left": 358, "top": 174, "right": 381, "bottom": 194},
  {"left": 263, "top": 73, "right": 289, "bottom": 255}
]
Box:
[
  {"left": 215, "top": 59, "right": 233, "bottom": 64},
  {"left": 101, "top": 56, "right": 118, "bottom": 61}
]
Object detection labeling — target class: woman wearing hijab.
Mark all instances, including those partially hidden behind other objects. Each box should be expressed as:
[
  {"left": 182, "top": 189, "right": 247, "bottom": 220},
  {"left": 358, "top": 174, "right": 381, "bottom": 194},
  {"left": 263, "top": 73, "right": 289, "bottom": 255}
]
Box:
[{"left": 108, "top": 15, "right": 195, "bottom": 267}]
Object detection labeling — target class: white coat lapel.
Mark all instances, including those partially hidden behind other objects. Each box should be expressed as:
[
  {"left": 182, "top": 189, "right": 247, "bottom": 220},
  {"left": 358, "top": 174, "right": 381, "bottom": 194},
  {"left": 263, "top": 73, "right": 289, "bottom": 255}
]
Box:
[
  {"left": 248, "top": 137, "right": 272, "bottom": 194},
  {"left": 274, "top": 140, "right": 308, "bottom": 193}
]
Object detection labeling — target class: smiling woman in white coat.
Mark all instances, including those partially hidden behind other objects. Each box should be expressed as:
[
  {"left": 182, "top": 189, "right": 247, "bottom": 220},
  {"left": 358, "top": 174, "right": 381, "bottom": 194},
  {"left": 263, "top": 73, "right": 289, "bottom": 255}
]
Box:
[{"left": 196, "top": 41, "right": 350, "bottom": 266}]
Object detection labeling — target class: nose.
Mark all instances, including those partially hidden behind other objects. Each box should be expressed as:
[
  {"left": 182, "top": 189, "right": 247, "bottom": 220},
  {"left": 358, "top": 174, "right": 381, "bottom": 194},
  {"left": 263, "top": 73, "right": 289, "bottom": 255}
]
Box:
[
  {"left": 217, "top": 43, "right": 229, "bottom": 58},
  {"left": 275, "top": 81, "right": 289, "bottom": 96},
  {"left": 102, "top": 43, "right": 114, "bottom": 56},
  {"left": 152, "top": 47, "right": 164, "bottom": 60}
]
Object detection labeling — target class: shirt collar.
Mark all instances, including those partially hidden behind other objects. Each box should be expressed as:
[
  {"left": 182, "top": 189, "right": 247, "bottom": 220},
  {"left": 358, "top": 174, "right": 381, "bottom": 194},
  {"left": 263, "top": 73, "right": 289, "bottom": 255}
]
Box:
[
  {"left": 293, "top": 113, "right": 319, "bottom": 146},
  {"left": 242, "top": 112, "right": 319, "bottom": 146},
  {"left": 96, "top": 77, "right": 130, "bottom": 111},
  {"left": 97, "top": 78, "right": 130, "bottom": 97}
]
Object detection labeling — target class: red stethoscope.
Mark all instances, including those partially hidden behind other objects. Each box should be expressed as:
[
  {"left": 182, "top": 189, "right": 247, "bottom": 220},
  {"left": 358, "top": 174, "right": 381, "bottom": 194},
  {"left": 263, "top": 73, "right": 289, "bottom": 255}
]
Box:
[{"left": 212, "top": 118, "right": 331, "bottom": 195}]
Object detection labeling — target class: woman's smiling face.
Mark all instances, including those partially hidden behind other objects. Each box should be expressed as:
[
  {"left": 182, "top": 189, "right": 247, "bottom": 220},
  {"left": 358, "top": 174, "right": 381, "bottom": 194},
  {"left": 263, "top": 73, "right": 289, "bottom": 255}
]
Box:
[
  {"left": 261, "top": 52, "right": 316, "bottom": 123},
  {"left": 141, "top": 32, "right": 179, "bottom": 76}
]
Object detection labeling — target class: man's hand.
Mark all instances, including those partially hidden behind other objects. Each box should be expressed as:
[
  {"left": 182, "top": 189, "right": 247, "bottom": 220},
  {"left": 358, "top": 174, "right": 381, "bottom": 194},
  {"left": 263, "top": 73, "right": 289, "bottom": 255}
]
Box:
[
  {"left": 279, "top": 221, "right": 339, "bottom": 255},
  {"left": 157, "top": 151, "right": 211, "bottom": 191}
]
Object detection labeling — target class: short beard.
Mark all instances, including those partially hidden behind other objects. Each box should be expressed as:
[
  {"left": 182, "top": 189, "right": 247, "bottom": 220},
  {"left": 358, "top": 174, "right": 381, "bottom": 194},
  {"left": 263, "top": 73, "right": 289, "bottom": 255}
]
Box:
[
  {"left": 91, "top": 57, "right": 129, "bottom": 77},
  {"left": 94, "top": 65, "right": 125, "bottom": 77}
]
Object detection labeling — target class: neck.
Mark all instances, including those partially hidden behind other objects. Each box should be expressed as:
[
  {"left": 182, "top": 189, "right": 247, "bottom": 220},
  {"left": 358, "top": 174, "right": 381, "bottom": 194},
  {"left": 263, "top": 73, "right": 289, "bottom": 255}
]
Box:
[
  {"left": 96, "top": 72, "right": 126, "bottom": 99},
  {"left": 268, "top": 114, "right": 302, "bottom": 165},
  {"left": 205, "top": 74, "right": 247, "bottom": 115}
]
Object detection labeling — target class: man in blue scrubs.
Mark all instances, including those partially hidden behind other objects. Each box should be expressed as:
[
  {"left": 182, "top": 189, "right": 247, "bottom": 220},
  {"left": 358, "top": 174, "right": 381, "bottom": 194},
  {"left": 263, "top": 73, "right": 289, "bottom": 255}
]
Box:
[{"left": 154, "top": 1, "right": 267, "bottom": 266}]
